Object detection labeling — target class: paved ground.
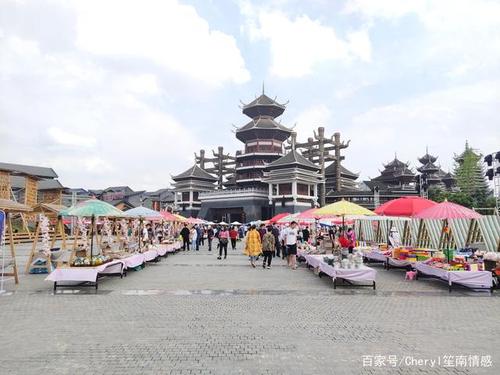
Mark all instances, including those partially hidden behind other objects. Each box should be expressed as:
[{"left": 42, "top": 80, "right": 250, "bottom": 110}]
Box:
[{"left": 1, "top": 241, "right": 499, "bottom": 374}]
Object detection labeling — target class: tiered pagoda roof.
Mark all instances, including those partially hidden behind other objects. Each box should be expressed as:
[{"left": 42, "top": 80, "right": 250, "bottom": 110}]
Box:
[
  {"left": 236, "top": 116, "right": 293, "bottom": 142},
  {"left": 325, "top": 162, "right": 359, "bottom": 179},
  {"left": 172, "top": 164, "right": 217, "bottom": 182},
  {"left": 241, "top": 93, "right": 287, "bottom": 119},
  {"left": 236, "top": 89, "right": 293, "bottom": 143},
  {"left": 266, "top": 150, "right": 319, "bottom": 171},
  {"left": 416, "top": 148, "right": 455, "bottom": 189},
  {"left": 373, "top": 157, "right": 415, "bottom": 183}
]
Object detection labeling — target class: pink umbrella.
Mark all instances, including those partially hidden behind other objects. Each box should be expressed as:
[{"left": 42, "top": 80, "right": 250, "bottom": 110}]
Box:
[
  {"left": 415, "top": 200, "right": 482, "bottom": 219},
  {"left": 375, "top": 196, "right": 437, "bottom": 217}
]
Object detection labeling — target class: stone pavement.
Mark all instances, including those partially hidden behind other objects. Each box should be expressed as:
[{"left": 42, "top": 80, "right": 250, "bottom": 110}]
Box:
[{"left": 1, "top": 241, "right": 499, "bottom": 374}]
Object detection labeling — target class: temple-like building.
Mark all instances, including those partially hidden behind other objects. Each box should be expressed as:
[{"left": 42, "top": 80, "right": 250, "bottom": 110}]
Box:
[
  {"left": 417, "top": 148, "right": 455, "bottom": 190},
  {"left": 172, "top": 90, "right": 332, "bottom": 222},
  {"left": 326, "top": 156, "right": 419, "bottom": 209}
]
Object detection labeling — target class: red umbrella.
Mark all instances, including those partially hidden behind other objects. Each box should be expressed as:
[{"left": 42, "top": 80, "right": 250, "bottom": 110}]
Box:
[
  {"left": 375, "top": 196, "right": 437, "bottom": 217},
  {"left": 269, "top": 212, "right": 290, "bottom": 223},
  {"left": 415, "top": 200, "right": 482, "bottom": 219}
]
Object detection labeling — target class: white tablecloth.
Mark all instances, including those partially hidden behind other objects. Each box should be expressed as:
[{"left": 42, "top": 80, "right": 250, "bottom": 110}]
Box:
[
  {"left": 304, "top": 254, "right": 331, "bottom": 269},
  {"left": 319, "top": 262, "right": 377, "bottom": 282},
  {"left": 122, "top": 253, "right": 145, "bottom": 268},
  {"left": 387, "top": 257, "right": 414, "bottom": 268},
  {"left": 45, "top": 260, "right": 124, "bottom": 283},
  {"left": 415, "top": 262, "right": 493, "bottom": 289},
  {"left": 364, "top": 251, "right": 387, "bottom": 263},
  {"left": 155, "top": 245, "right": 168, "bottom": 257},
  {"left": 143, "top": 249, "right": 159, "bottom": 262}
]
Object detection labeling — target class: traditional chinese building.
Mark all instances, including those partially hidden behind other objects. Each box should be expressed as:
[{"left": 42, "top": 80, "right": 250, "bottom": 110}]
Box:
[
  {"left": 417, "top": 148, "right": 455, "bottom": 190},
  {"left": 174, "top": 89, "right": 350, "bottom": 222},
  {"left": 171, "top": 164, "right": 217, "bottom": 217}
]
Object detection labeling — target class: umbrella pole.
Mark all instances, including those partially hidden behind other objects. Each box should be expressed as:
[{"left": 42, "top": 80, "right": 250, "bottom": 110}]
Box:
[{"left": 90, "top": 215, "right": 95, "bottom": 260}]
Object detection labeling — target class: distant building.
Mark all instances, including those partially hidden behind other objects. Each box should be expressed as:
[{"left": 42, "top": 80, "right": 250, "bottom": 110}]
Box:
[
  {"left": 0, "top": 162, "right": 65, "bottom": 206},
  {"left": 174, "top": 89, "right": 324, "bottom": 222},
  {"left": 417, "top": 148, "right": 455, "bottom": 191}
]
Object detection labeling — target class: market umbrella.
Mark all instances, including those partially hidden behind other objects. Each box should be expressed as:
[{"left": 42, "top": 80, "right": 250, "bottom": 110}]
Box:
[
  {"left": 277, "top": 213, "right": 300, "bottom": 224},
  {"left": 159, "top": 211, "right": 178, "bottom": 221},
  {"left": 125, "top": 206, "right": 163, "bottom": 220},
  {"left": 375, "top": 196, "right": 437, "bottom": 217},
  {"left": 172, "top": 214, "right": 187, "bottom": 222},
  {"left": 231, "top": 221, "right": 242, "bottom": 226},
  {"left": 415, "top": 200, "right": 482, "bottom": 220},
  {"left": 64, "top": 199, "right": 124, "bottom": 260},
  {"left": 269, "top": 212, "right": 290, "bottom": 223},
  {"left": 415, "top": 200, "right": 482, "bottom": 257},
  {"left": 218, "top": 221, "right": 228, "bottom": 226},
  {"left": 315, "top": 199, "right": 375, "bottom": 229}
]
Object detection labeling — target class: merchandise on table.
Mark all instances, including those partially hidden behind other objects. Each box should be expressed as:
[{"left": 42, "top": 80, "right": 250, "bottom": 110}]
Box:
[{"left": 72, "top": 254, "right": 111, "bottom": 267}]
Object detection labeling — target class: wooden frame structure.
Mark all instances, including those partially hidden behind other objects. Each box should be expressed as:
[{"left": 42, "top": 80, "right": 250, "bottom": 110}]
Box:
[
  {"left": 0, "top": 199, "right": 33, "bottom": 284},
  {"left": 25, "top": 203, "right": 68, "bottom": 273}
]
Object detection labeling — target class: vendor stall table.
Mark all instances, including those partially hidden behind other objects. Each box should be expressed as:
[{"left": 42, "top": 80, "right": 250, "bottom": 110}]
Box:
[
  {"left": 122, "top": 253, "right": 146, "bottom": 269},
  {"left": 363, "top": 250, "right": 387, "bottom": 266},
  {"left": 143, "top": 249, "right": 159, "bottom": 262},
  {"left": 46, "top": 259, "right": 125, "bottom": 291},
  {"left": 415, "top": 262, "right": 493, "bottom": 292},
  {"left": 319, "top": 262, "right": 377, "bottom": 290}
]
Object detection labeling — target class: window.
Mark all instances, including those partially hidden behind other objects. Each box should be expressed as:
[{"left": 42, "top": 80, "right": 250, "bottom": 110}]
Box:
[
  {"left": 297, "top": 183, "right": 309, "bottom": 196},
  {"left": 278, "top": 183, "right": 292, "bottom": 195},
  {"left": 181, "top": 192, "right": 190, "bottom": 202},
  {"left": 193, "top": 192, "right": 199, "bottom": 201}
]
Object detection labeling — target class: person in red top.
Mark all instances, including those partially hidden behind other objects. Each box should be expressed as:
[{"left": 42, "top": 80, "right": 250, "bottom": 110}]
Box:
[{"left": 229, "top": 226, "right": 238, "bottom": 250}]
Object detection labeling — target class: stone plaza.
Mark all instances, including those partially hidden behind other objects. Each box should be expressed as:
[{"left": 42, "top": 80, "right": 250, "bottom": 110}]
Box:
[{"left": 1, "top": 241, "right": 499, "bottom": 375}]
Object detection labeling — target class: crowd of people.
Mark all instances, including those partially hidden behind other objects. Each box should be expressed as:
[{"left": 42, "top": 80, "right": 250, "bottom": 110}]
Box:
[{"left": 176, "top": 220, "right": 358, "bottom": 270}]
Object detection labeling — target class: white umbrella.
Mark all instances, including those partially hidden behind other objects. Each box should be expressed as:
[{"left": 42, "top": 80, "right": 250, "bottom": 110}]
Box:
[
  {"left": 231, "top": 221, "right": 242, "bottom": 226},
  {"left": 218, "top": 221, "right": 228, "bottom": 226}
]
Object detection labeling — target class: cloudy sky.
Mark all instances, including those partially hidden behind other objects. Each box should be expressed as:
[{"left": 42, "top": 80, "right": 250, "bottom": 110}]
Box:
[{"left": 1, "top": 0, "right": 499, "bottom": 190}]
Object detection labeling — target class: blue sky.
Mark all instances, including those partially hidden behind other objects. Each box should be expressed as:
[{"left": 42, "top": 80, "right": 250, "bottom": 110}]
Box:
[{"left": 1, "top": 0, "right": 499, "bottom": 190}]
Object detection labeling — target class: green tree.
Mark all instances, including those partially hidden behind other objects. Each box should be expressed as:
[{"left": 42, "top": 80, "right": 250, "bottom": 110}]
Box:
[{"left": 453, "top": 142, "right": 490, "bottom": 208}]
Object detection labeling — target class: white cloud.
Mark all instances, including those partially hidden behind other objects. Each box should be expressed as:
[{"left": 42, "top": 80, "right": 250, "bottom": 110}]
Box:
[
  {"left": 242, "top": 7, "right": 371, "bottom": 77},
  {"left": 0, "top": 30, "right": 201, "bottom": 190},
  {"left": 293, "top": 104, "right": 332, "bottom": 142},
  {"left": 74, "top": 0, "right": 250, "bottom": 86},
  {"left": 344, "top": 0, "right": 500, "bottom": 76},
  {"left": 346, "top": 81, "right": 500, "bottom": 180},
  {"left": 48, "top": 127, "right": 97, "bottom": 148}
]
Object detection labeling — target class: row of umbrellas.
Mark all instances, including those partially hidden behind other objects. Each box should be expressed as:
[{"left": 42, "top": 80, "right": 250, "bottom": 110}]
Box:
[{"left": 268, "top": 197, "right": 482, "bottom": 227}]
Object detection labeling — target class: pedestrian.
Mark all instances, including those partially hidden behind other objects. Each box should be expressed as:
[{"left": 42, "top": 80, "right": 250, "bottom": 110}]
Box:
[
  {"left": 262, "top": 226, "right": 275, "bottom": 269},
  {"left": 258, "top": 223, "right": 266, "bottom": 240},
  {"left": 279, "top": 225, "right": 287, "bottom": 259},
  {"left": 190, "top": 226, "right": 198, "bottom": 251},
  {"left": 218, "top": 225, "right": 229, "bottom": 259},
  {"left": 284, "top": 221, "right": 299, "bottom": 270},
  {"left": 271, "top": 224, "right": 281, "bottom": 258},
  {"left": 302, "top": 226, "right": 310, "bottom": 244},
  {"left": 229, "top": 226, "right": 238, "bottom": 250},
  {"left": 207, "top": 225, "right": 214, "bottom": 251},
  {"left": 243, "top": 225, "right": 262, "bottom": 268},
  {"left": 196, "top": 224, "right": 203, "bottom": 250},
  {"left": 180, "top": 224, "right": 190, "bottom": 251}
]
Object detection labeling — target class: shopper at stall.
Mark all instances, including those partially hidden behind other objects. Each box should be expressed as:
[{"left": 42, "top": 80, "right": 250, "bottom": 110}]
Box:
[
  {"left": 229, "top": 226, "right": 238, "bottom": 250},
  {"left": 180, "top": 224, "right": 190, "bottom": 251},
  {"left": 243, "top": 225, "right": 262, "bottom": 268},
  {"left": 262, "top": 226, "right": 275, "bottom": 269},
  {"left": 302, "top": 226, "right": 310, "bottom": 244},
  {"left": 346, "top": 227, "right": 356, "bottom": 253},
  {"left": 284, "top": 221, "right": 299, "bottom": 270},
  {"left": 218, "top": 225, "right": 229, "bottom": 259},
  {"left": 197, "top": 225, "right": 205, "bottom": 247}
]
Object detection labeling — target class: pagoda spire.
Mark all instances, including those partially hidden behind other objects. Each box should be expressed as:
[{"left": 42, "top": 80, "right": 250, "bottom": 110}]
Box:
[{"left": 262, "top": 81, "right": 265, "bottom": 95}]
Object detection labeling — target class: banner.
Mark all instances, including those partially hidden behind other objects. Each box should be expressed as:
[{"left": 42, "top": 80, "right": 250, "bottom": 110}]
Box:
[{"left": 0, "top": 210, "right": 5, "bottom": 245}]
